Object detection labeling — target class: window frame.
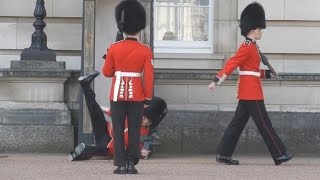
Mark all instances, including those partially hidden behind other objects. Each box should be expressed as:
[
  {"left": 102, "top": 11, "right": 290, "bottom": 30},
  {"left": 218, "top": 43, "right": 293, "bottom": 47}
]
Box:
[{"left": 153, "top": 0, "right": 214, "bottom": 54}]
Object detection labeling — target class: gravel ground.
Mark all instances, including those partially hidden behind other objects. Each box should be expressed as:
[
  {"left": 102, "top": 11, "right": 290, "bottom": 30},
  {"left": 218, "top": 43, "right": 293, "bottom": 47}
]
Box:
[{"left": 0, "top": 153, "right": 319, "bottom": 180}]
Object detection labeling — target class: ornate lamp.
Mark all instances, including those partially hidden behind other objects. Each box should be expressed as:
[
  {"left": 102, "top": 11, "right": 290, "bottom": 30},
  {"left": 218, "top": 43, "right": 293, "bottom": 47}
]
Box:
[{"left": 20, "top": 0, "right": 56, "bottom": 61}]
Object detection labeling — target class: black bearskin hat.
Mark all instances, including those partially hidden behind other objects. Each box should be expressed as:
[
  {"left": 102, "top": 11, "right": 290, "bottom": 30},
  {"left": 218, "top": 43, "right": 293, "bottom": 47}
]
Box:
[
  {"left": 239, "top": 2, "right": 266, "bottom": 36},
  {"left": 115, "top": 0, "right": 146, "bottom": 39},
  {"left": 143, "top": 96, "right": 167, "bottom": 129}
]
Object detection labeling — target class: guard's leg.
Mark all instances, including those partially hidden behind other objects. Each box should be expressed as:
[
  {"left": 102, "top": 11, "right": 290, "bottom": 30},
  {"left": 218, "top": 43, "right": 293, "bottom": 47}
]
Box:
[
  {"left": 110, "top": 101, "right": 127, "bottom": 167},
  {"left": 126, "top": 101, "right": 143, "bottom": 173},
  {"left": 216, "top": 100, "right": 250, "bottom": 157},
  {"left": 246, "top": 100, "right": 287, "bottom": 161},
  {"left": 79, "top": 71, "right": 111, "bottom": 143}
]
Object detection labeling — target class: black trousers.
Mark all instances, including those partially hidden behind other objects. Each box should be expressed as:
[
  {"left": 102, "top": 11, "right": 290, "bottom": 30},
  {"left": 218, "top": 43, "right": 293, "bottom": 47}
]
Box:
[
  {"left": 110, "top": 101, "right": 144, "bottom": 166},
  {"left": 216, "top": 100, "right": 287, "bottom": 161},
  {"left": 81, "top": 83, "right": 111, "bottom": 156}
]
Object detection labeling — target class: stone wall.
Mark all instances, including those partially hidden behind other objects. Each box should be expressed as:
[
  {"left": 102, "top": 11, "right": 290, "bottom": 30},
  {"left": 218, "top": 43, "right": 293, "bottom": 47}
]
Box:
[
  {"left": 157, "top": 106, "right": 320, "bottom": 155},
  {"left": 154, "top": 70, "right": 320, "bottom": 155}
]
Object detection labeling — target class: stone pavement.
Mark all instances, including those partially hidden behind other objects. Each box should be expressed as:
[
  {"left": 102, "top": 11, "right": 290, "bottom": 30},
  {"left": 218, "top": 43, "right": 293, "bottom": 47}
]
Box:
[{"left": 0, "top": 153, "right": 319, "bottom": 180}]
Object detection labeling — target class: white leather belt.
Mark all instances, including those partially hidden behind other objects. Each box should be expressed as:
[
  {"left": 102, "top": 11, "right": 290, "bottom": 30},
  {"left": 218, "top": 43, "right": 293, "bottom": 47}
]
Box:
[
  {"left": 113, "top": 71, "right": 142, "bottom": 101},
  {"left": 239, "top": 71, "right": 260, "bottom": 77}
]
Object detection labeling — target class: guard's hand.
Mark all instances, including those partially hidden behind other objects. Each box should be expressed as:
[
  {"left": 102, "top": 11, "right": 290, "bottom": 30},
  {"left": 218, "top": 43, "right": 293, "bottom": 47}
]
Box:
[
  {"left": 141, "top": 149, "right": 150, "bottom": 159},
  {"left": 271, "top": 72, "right": 279, "bottom": 79},
  {"left": 100, "top": 106, "right": 110, "bottom": 113},
  {"left": 208, "top": 82, "right": 217, "bottom": 94}
]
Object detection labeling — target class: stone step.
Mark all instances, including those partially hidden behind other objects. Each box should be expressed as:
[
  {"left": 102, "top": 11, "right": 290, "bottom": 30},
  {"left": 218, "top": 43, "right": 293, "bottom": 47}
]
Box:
[{"left": 0, "top": 102, "right": 73, "bottom": 153}]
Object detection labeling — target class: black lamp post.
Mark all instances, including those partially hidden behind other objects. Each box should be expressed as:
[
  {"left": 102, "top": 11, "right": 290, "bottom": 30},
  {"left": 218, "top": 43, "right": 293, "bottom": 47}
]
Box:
[{"left": 21, "top": 0, "right": 56, "bottom": 61}]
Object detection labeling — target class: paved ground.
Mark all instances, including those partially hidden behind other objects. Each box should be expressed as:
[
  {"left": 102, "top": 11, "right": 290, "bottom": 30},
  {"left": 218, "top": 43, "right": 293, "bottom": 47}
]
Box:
[{"left": 0, "top": 153, "right": 319, "bottom": 180}]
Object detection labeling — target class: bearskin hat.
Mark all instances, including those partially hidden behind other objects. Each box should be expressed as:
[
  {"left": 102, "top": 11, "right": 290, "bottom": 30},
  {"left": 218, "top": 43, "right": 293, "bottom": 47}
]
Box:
[
  {"left": 239, "top": 2, "right": 266, "bottom": 36},
  {"left": 143, "top": 96, "right": 167, "bottom": 129},
  {"left": 115, "top": 0, "right": 146, "bottom": 38}
]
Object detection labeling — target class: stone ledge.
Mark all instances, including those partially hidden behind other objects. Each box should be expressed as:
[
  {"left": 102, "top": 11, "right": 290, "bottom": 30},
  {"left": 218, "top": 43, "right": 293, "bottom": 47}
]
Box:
[
  {"left": 0, "top": 109, "right": 70, "bottom": 126},
  {"left": 10, "top": 60, "right": 64, "bottom": 70},
  {"left": 0, "top": 68, "right": 72, "bottom": 78},
  {"left": 0, "top": 102, "right": 71, "bottom": 125},
  {"left": 155, "top": 69, "right": 320, "bottom": 81},
  {"left": 0, "top": 101, "right": 69, "bottom": 110}
]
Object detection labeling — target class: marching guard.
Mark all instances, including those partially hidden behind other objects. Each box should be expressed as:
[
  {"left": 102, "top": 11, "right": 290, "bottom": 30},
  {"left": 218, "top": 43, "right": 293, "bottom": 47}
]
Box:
[{"left": 208, "top": 2, "right": 293, "bottom": 166}]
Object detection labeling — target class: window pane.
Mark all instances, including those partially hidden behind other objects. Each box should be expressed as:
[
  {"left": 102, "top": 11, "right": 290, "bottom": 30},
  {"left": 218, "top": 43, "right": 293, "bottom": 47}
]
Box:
[
  {"left": 155, "top": 0, "right": 209, "bottom": 6},
  {"left": 184, "top": 7, "right": 209, "bottom": 41},
  {"left": 155, "top": 0, "right": 181, "bottom": 5},
  {"left": 183, "top": 0, "right": 209, "bottom": 6},
  {"left": 155, "top": 6, "right": 209, "bottom": 41},
  {"left": 155, "top": 6, "right": 178, "bottom": 41},
  {"left": 154, "top": 0, "right": 213, "bottom": 53}
]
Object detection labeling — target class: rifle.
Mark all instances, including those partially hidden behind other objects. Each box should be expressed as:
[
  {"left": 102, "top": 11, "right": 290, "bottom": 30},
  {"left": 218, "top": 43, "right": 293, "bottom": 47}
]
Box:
[
  {"left": 259, "top": 51, "right": 277, "bottom": 76},
  {"left": 102, "top": 30, "right": 123, "bottom": 60}
]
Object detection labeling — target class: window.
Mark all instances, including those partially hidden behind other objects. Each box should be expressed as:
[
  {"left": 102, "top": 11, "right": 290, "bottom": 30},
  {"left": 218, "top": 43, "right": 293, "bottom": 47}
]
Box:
[{"left": 154, "top": 0, "right": 213, "bottom": 53}]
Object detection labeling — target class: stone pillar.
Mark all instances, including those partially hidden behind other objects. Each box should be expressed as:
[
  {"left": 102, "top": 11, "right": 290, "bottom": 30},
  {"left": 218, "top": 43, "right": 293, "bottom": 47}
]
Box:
[
  {"left": 78, "top": 0, "right": 96, "bottom": 144},
  {"left": 140, "top": 0, "right": 155, "bottom": 95}
]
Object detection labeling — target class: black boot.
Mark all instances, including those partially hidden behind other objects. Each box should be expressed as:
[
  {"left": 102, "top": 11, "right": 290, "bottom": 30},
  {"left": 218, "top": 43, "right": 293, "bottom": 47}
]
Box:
[
  {"left": 78, "top": 71, "right": 100, "bottom": 86},
  {"left": 216, "top": 154, "right": 239, "bottom": 165},
  {"left": 113, "top": 166, "right": 127, "bottom": 174},
  {"left": 68, "top": 143, "right": 86, "bottom": 161},
  {"left": 275, "top": 153, "right": 293, "bottom": 165},
  {"left": 126, "top": 161, "right": 138, "bottom": 174}
]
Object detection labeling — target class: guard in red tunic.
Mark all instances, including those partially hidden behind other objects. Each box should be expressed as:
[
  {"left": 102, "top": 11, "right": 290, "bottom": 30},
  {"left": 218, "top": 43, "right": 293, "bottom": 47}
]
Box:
[
  {"left": 101, "top": 0, "right": 154, "bottom": 174},
  {"left": 208, "top": 2, "right": 293, "bottom": 166}
]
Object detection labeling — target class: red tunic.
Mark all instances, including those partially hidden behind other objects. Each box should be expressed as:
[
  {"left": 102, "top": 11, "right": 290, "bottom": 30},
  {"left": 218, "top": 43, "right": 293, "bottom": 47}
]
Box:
[
  {"left": 214, "top": 39, "right": 270, "bottom": 100},
  {"left": 102, "top": 38, "right": 154, "bottom": 102}
]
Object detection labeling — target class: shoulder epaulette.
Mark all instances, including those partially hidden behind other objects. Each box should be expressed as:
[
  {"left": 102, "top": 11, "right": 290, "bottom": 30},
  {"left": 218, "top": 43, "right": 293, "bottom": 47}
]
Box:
[
  {"left": 243, "top": 40, "right": 252, "bottom": 45},
  {"left": 138, "top": 41, "right": 150, "bottom": 48},
  {"left": 112, "top": 39, "right": 125, "bottom": 44}
]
